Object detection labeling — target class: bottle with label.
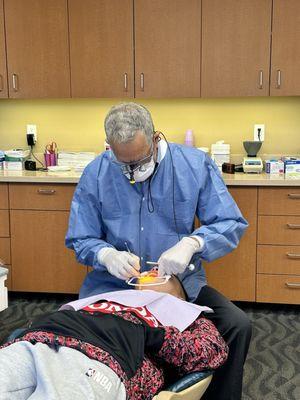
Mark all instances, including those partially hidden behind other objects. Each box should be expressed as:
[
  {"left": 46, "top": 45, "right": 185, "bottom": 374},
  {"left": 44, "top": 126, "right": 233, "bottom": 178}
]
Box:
[{"left": 184, "top": 129, "right": 194, "bottom": 147}]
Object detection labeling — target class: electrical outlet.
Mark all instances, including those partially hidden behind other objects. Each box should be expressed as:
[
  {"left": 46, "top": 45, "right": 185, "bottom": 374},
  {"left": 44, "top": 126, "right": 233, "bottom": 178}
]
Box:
[
  {"left": 253, "top": 124, "right": 265, "bottom": 142},
  {"left": 26, "top": 124, "right": 37, "bottom": 143}
]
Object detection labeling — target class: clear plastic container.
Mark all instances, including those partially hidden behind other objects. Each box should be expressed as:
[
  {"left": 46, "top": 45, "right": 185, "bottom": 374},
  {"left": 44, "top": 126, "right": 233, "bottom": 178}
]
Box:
[{"left": 211, "top": 140, "right": 230, "bottom": 169}]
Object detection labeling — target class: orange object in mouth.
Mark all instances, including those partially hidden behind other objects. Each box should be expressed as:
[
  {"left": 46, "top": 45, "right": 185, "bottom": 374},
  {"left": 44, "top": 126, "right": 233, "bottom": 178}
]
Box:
[
  {"left": 138, "top": 275, "right": 157, "bottom": 284},
  {"left": 138, "top": 268, "right": 159, "bottom": 283},
  {"left": 126, "top": 268, "right": 171, "bottom": 287}
]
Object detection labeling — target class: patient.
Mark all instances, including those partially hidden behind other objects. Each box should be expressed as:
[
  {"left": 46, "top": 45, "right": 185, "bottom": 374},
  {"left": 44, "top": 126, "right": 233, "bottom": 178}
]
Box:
[{"left": 0, "top": 277, "right": 228, "bottom": 400}]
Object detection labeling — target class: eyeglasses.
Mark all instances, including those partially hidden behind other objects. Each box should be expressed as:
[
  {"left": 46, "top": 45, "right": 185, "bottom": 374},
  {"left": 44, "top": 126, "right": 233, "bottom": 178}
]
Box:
[{"left": 110, "top": 145, "right": 154, "bottom": 173}]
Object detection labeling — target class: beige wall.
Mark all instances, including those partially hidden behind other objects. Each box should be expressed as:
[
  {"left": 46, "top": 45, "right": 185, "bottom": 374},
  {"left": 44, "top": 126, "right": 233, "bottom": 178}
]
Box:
[{"left": 0, "top": 97, "right": 299, "bottom": 156}]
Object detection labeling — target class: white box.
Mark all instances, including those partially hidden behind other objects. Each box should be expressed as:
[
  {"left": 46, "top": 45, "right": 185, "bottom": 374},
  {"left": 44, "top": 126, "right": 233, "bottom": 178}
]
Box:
[
  {"left": 3, "top": 161, "right": 23, "bottom": 171},
  {"left": 285, "top": 160, "right": 300, "bottom": 178},
  {"left": 265, "top": 160, "right": 284, "bottom": 174},
  {"left": 0, "top": 266, "right": 8, "bottom": 312}
]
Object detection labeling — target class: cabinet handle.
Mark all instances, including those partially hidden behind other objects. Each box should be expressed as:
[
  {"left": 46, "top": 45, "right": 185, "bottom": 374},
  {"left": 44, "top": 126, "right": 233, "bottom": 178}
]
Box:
[
  {"left": 37, "top": 189, "right": 56, "bottom": 195},
  {"left": 288, "top": 193, "right": 300, "bottom": 199},
  {"left": 140, "top": 73, "right": 144, "bottom": 91},
  {"left": 286, "top": 223, "right": 300, "bottom": 229},
  {"left": 258, "top": 70, "right": 263, "bottom": 89},
  {"left": 276, "top": 69, "right": 281, "bottom": 89},
  {"left": 124, "top": 73, "right": 128, "bottom": 91},
  {"left": 0, "top": 74, "right": 3, "bottom": 92},
  {"left": 12, "top": 73, "right": 19, "bottom": 91},
  {"left": 285, "top": 282, "right": 300, "bottom": 288},
  {"left": 286, "top": 252, "right": 300, "bottom": 259}
]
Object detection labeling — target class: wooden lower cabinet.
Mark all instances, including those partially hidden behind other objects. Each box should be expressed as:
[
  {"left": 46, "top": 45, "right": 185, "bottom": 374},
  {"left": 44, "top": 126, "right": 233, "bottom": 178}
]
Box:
[
  {"left": 10, "top": 210, "right": 86, "bottom": 293},
  {"left": 257, "top": 186, "right": 300, "bottom": 304},
  {"left": 257, "top": 274, "right": 300, "bottom": 304},
  {"left": 205, "top": 187, "right": 257, "bottom": 301}
]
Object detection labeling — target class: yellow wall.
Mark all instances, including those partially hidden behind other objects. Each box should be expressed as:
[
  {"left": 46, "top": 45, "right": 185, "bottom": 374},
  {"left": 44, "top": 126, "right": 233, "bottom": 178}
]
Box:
[{"left": 0, "top": 97, "right": 299, "bottom": 155}]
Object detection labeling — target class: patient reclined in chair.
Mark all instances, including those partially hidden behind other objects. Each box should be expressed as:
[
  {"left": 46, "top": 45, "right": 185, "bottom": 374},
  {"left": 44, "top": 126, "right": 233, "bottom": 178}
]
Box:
[{"left": 0, "top": 277, "right": 228, "bottom": 399}]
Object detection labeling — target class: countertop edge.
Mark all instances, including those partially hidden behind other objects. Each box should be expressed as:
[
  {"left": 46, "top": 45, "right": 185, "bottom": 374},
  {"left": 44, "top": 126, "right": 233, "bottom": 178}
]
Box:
[{"left": 0, "top": 172, "right": 300, "bottom": 186}]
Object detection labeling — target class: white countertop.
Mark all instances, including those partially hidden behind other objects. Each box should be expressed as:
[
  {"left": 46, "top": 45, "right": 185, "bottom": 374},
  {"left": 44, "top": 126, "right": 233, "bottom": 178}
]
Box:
[
  {"left": 0, "top": 169, "right": 300, "bottom": 186},
  {"left": 0, "top": 169, "right": 81, "bottom": 183}
]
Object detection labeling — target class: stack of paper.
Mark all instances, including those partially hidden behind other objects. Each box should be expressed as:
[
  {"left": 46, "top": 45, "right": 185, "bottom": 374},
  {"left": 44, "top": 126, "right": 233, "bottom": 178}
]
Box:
[{"left": 57, "top": 152, "right": 96, "bottom": 171}]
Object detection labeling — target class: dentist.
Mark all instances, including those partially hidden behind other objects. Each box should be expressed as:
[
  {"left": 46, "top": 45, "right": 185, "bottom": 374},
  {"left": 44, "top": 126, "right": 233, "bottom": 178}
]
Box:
[{"left": 66, "top": 102, "right": 251, "bottom": 400}]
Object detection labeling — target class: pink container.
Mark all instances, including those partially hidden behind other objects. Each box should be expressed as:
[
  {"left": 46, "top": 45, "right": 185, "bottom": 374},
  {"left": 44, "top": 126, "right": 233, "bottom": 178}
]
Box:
[{"left": 44, "top": 153, "right": 57, "bottom": 167}]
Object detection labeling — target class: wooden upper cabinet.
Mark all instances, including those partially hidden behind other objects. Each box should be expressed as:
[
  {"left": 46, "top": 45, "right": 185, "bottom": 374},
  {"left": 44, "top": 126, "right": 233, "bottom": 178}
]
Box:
[
  {"left": 69, "top": 0, "right": 133, "bottom": 98},
  {"left": 270, "top": 0, "right": 300, "bottom": 96},
  {"left": 0, "top": 0, "right": 8, "bottom": 98},
  {"left": 201, "top": 0, "right": 272, "bottom": 97},
  {"left": 134, "top": 0, "right": 201, "bottom": 98},
  {"left": 4, "top": 0, "right": 70, "bottom": 98}
]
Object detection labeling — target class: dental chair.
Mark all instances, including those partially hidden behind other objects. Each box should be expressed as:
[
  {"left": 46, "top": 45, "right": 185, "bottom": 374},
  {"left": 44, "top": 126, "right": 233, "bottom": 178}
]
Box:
[
  {"left": 155, "top": 371, "right": 213, "bottom": 400},
  {"left": 6, "top": 329, "right": 213, "bottom": 400}
]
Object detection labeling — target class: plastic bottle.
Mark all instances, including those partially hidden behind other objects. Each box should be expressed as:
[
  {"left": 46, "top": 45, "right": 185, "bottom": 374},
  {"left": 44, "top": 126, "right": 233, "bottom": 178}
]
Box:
[{"left": 184, "top": 129, "right": 194, "bottom": 147}]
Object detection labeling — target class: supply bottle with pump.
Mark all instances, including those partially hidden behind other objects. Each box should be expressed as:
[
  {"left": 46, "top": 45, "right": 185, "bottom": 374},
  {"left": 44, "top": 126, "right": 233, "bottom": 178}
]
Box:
[{"left": 184, "top": 129, "right": 194, "bottom": 147}]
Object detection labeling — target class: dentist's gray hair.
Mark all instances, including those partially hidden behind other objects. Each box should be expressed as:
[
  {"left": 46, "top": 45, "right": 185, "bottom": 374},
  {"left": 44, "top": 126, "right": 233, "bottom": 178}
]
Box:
[{"left": 104, "top": 102, "right": 154, "bottom": 145}]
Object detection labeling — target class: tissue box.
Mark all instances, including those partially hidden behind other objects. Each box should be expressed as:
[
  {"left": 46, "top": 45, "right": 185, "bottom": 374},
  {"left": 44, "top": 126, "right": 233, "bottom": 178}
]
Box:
[
  {"left": 285, "top": 160, "right": 300, "bottom": 178},
  {"left": 4, "top": 160, "right": 24, "bottom": 170},
  {"left": 265, "top": 160, "right": 284, "bottom": 174},
  {"left": 0, "top": 266, "right": 8, "bottom": 312}
]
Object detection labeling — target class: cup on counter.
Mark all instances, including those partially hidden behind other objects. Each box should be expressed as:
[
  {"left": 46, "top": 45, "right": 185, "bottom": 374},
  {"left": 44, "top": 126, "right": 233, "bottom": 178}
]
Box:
[{"left": 44, "top": 152, "right": 57, "bottom": 167}]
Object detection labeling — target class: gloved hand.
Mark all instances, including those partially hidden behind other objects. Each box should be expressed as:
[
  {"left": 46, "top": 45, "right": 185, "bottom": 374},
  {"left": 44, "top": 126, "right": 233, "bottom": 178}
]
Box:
[
  {"left": 158, "top": 237, "right": 201, "bottom": 276},
  {"left": 98, "top": 248, "right": 140, "bottom": 280}
]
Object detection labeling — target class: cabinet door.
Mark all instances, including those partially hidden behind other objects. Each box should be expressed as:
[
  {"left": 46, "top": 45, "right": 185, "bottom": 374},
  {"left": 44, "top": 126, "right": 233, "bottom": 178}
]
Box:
[
  {"left": 201, "top": 0, "right": 272, "bottom": 97},
  {"left": 0, "top": 0, "right": 8, "bottom": 98},
  {"left": 205, "top": 187, "right": 257, "bottom": 301},
  {"left": 4, "top": 0, "right": 70, "bottom": 98},
  {"left": 69, "top": 0, "right": 133, "bottom": 98},
  {"left": 10, "top": 210, "right": 86, "bottom": 293},
  {"left": 135, "top": 0, "right": 201, "bottom": 98},
  {"left": 270, "top": 0, "right": 300, "bottom": 96}
]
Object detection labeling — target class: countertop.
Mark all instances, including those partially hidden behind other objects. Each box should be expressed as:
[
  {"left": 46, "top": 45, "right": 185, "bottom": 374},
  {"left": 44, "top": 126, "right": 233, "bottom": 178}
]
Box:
[{"left": 0, "top": 169, "right": 300, "bottom": 186}]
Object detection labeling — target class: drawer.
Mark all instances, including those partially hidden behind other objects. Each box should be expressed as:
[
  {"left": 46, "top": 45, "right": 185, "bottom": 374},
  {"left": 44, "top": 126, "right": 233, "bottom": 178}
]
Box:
[
  {"left": 258, "top": 187, "right": 300, "bottom": 216},
  {"left": 9, "top": 183, "right": 75, "bottom": 210},
  {"left": 257, "top": 274, "right": 300, "bottom": 304},
  {"left": 258, "top": 215, "right": 300, "bottom": 245},
  {"left": 0, "top": 183, "right": 8, "bottom": 209},
  {"left": 0, "top": 210, "right": 9, "bottom": 237},
  {"left": 0, "top": 238, "right": 11, "bottom": 264},
  {"left": 257, "top": 245, "right": 300, "bottom": 275}
]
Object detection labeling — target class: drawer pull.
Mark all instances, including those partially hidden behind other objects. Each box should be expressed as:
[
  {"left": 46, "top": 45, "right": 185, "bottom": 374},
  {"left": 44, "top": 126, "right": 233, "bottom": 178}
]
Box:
[
  {"left": 286, "top": 252, "right": 300, "bottom": 259},
  {"left": 288, "top": 193, "right": 300, "bottom": 199},
  {"left": 37, "top": 189, "right": 56, "bottom": 195},
  {"left": 286, "top": 223, "right": 300, "bottom": 229},
  {"left": 285, "top": 282, "right": 300, "bottom": 288}
]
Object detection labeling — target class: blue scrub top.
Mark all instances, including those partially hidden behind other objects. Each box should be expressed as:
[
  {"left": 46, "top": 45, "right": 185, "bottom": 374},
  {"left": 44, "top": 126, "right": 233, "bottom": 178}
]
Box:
[{"left": 66, "top": 143, "right": 248, "bottom": 301}]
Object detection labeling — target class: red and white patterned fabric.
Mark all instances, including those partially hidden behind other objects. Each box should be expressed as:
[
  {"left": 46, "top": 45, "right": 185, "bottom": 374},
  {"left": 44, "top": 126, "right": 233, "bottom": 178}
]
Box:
[{"left": 1, "top": 303, "right": 228, "bottom": 400}]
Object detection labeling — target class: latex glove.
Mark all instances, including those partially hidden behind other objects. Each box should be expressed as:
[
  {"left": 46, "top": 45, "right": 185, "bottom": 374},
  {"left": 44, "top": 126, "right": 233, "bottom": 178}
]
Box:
[
  {"left": 158, "top": 237, "right": 200, "bottom": 276},
  {"left": 98, "top": 248, "right": 140, "bottom": 280}
]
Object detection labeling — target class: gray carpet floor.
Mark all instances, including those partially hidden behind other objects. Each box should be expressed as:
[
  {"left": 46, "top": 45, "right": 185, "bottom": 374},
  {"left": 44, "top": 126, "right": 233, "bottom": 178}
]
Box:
[{"left": 0, "top": 293, "right": 299, "bottom": 400}]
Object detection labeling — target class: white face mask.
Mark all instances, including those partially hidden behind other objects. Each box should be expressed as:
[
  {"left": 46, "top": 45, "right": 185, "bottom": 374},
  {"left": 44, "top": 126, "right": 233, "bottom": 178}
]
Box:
[{"left": 124, "top": 157, "right": 156, "bottom": 183}]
